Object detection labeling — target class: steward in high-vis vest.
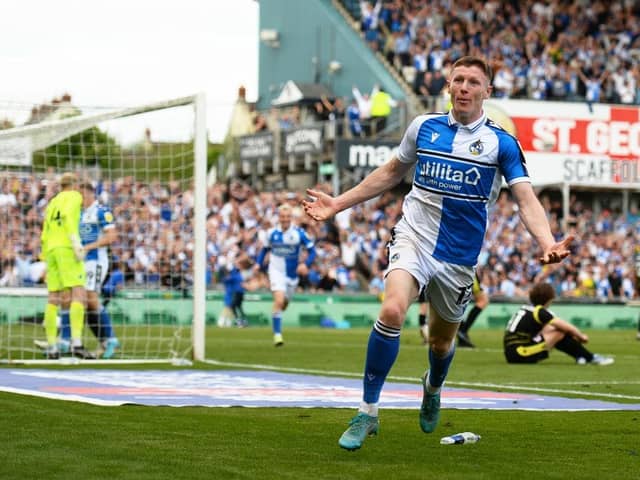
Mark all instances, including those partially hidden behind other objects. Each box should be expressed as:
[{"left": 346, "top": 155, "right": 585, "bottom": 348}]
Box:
[{"left": 370, "top": 87, "right": 394, "bottom": 134}]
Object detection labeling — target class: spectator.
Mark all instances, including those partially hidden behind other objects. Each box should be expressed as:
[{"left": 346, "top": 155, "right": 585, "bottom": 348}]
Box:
[
  {"left": 352, "top": 85, "right": 373, "bottom": 136},
  {"left": 426, "top": 70, "right": 447, "bottom": 111},
  {"left": 388, "top": 29, "right": 412, "bottom": 68},
  {"left": 345, "top": 0, "right": 640, "bottom": 109},
  {"left": 316, "top": 264, "right": 339, "bottom": 292},
  {"left": 360, "top": 0, "right": 383, "bottom": 51},
  {"left": 1, "top": 168, "right": 638, "bottom": 307},
  {"left": 0, "top": 257, "right": 19, "bottom": 287},
  {"left": 370, "top": 85, "right": 397, "bottom": 134},
  {"left": 493, "top": 64, "right": 515, "bottom": 98},
  {"left": 346, "top": 98, "right": 363, "bottom": 138}
]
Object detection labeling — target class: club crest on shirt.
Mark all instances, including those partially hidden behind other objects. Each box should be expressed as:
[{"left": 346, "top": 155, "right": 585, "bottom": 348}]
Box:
[
  {"left": 469, "top": 139, "right": 484, "bottom": 155},
  {"left": 390, "top": 253, "right": 400, "bottom": 263}
]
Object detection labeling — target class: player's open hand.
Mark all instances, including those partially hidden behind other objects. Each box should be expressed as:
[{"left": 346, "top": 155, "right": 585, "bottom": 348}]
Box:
[
  {"left": 575, "top": 332, "right": 589, "bottom": 343},
  {"left": 296, "top": 263, "right": 309, "bottom": 277},
  {"left": 539, "top": 235, "right": 574, "bottom": 264},
  {"left": 302, "top": 188, "right": 337, "bottom": 222}
]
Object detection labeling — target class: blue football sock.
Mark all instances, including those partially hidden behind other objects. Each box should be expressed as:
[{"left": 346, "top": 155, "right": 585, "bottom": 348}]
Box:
[
  {"left": 363, "top": 320, "right": 400, "bottom": 404},
  {"left": 60, "top": 310, "right": 71, "bottom": 341},
  {"left": 428, "top": 343, "right": 455, "bottom": 390},
  {"left": 99, "top": 307, "right": 114, "bottom": 340},
  {"left": 272, "top": 312, "right": 282, "bottom": 335}
]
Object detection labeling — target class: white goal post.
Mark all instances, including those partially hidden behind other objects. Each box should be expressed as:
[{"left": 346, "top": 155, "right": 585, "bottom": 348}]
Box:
[{"left": 0, "top": 93, "right": 207, "bottom": 364}]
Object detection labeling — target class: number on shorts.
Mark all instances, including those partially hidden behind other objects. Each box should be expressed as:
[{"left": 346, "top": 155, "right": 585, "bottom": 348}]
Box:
[{"left": 455, "top": 283, "right": 473, "bottom": 305}]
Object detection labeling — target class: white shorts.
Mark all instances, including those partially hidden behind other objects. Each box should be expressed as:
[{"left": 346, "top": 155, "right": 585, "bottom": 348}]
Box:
[
  {"left": 269, "top": 268, "right": 298, "bottom": 300},
  {"left": 85, "top": 258, "right": 109, "bottom": 293},
  {"left": 385, "top": 218, "right": 475, "bottom": 322}
]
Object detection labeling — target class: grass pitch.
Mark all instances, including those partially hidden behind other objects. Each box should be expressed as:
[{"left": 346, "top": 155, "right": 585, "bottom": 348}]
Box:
[{"left": 1, "top": 327, "right": 639, "bottom": 480}]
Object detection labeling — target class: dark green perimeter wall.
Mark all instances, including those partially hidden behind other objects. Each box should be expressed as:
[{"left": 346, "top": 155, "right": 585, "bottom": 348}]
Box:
[{"left": 0, "top": 292, "right": 637, "bottom": 330}]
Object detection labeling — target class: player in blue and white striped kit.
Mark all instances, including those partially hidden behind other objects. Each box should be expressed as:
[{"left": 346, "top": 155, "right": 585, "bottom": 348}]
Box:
[
  {"left": 303, "top": 56, "right": 574, "bottom": 450},
  {"left": 256, "top": 204, "right": 316, "bottom": 346}
]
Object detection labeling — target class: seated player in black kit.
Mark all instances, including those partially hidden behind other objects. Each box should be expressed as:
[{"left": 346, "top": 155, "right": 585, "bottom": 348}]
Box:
[{"left": 503, "top": 282, "right": 614, "bottom": 365}]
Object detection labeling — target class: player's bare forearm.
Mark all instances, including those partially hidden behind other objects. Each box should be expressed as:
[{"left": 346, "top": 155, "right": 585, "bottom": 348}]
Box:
[
  {"left": 304, "top": 157, "right": 411, "bottom": 221},
  {"left": 554, "top": 318, "right": 586, "bottom": 341},
  {"left": 335, "top": 160, "right": 406, "bottom": 211},
  {"left": 512, "top": 183, "right": 574, "bottom": 264},
  {"left": 335, "top": 162, "right": 402, "bottom": 212},
  {"left": 511, "top": 183, "right": 555, "bottom": 249}
]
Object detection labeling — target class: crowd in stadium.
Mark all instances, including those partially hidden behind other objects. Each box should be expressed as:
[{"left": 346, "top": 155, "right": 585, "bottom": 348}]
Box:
[
  {"left": 2, "top": 1, "right": 640, "bottom": 301},
  {"left": 358, "top": 0, "right": 640, "bottom": 107},
  {"left": 237, "top": 0, "right": 640, "bottom": 140},
  {"left": 0, "top": 173, "right": 637, "bottom": 302}
]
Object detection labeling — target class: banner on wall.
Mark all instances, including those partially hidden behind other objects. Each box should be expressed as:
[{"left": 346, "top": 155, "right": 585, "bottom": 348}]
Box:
[
  {"left": 484, "top": 99, "right": 640, "bottom": 186},
  {"left": 238, "top": 132, "right": 274, "bottom": 161},
  {"left": 335, "top": 139, "right": 398, "bottom": 169},
  {"left": 283, "top": 127, "right": 323, "bottom": 155}
]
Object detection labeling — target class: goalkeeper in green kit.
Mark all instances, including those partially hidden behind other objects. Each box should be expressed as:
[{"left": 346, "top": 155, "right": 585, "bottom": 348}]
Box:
[{"left": 40, "top": 172, "right": 94, "bottom": 359}]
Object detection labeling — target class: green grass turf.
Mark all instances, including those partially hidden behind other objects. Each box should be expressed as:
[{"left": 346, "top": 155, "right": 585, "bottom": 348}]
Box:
[{"left": 1, "top": 328, "right": 639, "bottom": 480}]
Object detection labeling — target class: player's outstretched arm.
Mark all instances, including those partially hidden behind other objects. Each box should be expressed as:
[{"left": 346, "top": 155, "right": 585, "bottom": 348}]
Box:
[{"left": 303, "top": 156, "right": 412, "bottom": 221}]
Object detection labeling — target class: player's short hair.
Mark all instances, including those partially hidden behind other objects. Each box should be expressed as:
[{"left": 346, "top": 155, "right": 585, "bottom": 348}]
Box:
[
  {"left": 236, "top": 253, "right": 252, "bottom": 270},
  {"left": 452, "top": 56, "right": 493, "bottom": 83},
  {"left": 278, "top": 204, "right": 292, "bottom": 215},
  {"left": 529, "top": 282, "right": 556, "bottom": 306},
  {"left": 79, "top": 182, "right": 95, "bottom": 192},
  {"left": 59, "top": 172, "right": 77, "bottom": 188}
]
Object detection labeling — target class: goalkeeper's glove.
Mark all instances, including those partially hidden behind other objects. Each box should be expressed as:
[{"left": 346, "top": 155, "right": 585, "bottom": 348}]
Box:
[{"left": 70, "top": 234, "right": 85, "bottom": 262}]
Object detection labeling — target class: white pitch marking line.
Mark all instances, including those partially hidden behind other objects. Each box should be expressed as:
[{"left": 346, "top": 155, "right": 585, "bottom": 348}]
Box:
[
  {"left": 445, "top": 381, "right": 640, "bottom": 401},
  {"left": 202, "top": 359, "right": 640, "bottom": 401},
  {"left": 505, "top": 380, "right": 640, "bottom": 386}
]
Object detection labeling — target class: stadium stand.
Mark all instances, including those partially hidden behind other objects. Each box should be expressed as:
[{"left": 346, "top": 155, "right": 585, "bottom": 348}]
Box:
[
  {"left": 0, "top": 171, "right": 637, "bottom": 302},
  {"left": 1, "top": 1, "right": 639, "bottom": 305},
  {"left": 345, "top": 0, "right": 640, "bottom": 109}
]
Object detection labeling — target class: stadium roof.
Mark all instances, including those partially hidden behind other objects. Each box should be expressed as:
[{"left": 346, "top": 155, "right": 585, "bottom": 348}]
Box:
[{"left": 271, "top": 80, "right": 333, "bottom": 106}]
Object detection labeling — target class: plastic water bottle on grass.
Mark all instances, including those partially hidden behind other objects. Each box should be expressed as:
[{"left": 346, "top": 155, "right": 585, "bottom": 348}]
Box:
[{"left": 440, "top": 432, "right": 481, "bottom": 445}]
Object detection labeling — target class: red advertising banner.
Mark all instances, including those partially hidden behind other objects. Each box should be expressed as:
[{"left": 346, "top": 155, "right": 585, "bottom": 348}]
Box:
[{"left": 484, "top": 100, "right": 640, "bottom": 186}]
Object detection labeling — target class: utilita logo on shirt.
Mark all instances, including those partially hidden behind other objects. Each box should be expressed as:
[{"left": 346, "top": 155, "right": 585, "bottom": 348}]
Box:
[
  {"left": 418, "top": 160, "right": 480, "bottom": 188},
  {"left": 272, "top": 245, "right": 297, "bottom": 256}
]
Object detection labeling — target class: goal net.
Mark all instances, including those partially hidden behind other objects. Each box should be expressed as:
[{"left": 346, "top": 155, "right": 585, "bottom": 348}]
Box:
[{"left": 0, "top": 94, "right": 207, "bottom": 364}]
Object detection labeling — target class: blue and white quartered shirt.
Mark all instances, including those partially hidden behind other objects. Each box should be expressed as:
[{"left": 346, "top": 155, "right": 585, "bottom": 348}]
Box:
[
  {"left": 80, "top": 201, "right": 115, "bottom": 262},
  {"left": 257, "top": 225, "right": 316, "bottom": 280},
  {"left": 397, "top": 110, "right": 530, "bottom": 267}
]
